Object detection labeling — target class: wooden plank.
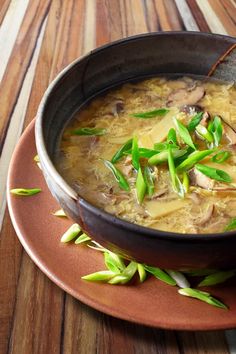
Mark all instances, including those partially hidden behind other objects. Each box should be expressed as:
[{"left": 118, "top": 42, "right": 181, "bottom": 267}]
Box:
[
  {"left": 195, "top": 0, "right": 228, "bottom": 34},
  {"left": 174, "top": 0, "right": 199, "bottom": 30},
  {"left": 163, "top": 0, "right": 184, "bottom": 30},
  {"left": 186, "top": 0, "right": 211, "bottom": 32},
  {"left": 0, "top": 0, "right": 11, "bottom": 25},
  {"left": 0, "top": 0, "right": 50, "bottom": 155},
  {"left": 177, "top": 330, "right": 229, "bottom": 353},
  {"left": 208, "top": 0, "right": 236, "bottom": 36},
  {"left": 0, "top": 209, "right": 22, "bottom": 354},
  {"left": 7, "top": 255, "right": 64, "bottom": 354}
]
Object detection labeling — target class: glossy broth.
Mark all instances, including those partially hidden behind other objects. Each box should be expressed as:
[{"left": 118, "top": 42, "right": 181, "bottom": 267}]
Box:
[{"left": 56, "top": 76, "right": 236, "bottom": 234}]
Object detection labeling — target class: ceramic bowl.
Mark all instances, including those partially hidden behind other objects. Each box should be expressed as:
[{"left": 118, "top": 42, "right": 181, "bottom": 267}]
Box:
[{"left": 35, "top": 32, "right": 236, "bottom": 270}]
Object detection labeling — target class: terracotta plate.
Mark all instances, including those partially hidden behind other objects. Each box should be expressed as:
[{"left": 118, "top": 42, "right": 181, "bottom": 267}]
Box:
[{"left": 7, "top": 120, "right": 236, "bottom": 330}]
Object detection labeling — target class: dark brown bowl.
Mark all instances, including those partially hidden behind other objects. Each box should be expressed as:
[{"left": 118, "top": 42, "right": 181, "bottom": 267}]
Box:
[{"left": 35, "top": 31, "right": 236, "bottom": 270}]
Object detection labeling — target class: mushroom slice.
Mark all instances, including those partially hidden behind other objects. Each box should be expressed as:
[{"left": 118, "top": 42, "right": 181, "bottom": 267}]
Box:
[
  {"left": 189, "top": 168, "right": 215, "bottom": 190},
  {"left": 167, "top": 85, "right": 205, "bottom": 107},
  {"left": 197, "top": 204, "right": 214, "bottom": 225},
  {"left": 180, "top": 105, "right": 202, "bottom": 115},
  {"left": 112, "top": 99, "right": 124, "bottom": 116},
  {"left": 223, "top": 121, "right": 236, "bottom": 145}
]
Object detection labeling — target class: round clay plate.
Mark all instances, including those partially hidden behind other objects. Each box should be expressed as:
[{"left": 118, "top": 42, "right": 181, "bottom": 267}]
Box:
[{"left": 7, "top": 120, "right": 236, "bottom": 330}]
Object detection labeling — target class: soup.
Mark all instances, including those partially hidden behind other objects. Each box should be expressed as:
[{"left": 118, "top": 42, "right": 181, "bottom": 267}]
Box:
[{"left": 56, "top": 76, "right": 236, "bottom": 234}]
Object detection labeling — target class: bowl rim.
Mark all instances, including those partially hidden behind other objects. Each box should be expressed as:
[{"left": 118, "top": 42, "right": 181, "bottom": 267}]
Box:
[{"left": 36, "top": 30, "right": 236, "bottom": 242}]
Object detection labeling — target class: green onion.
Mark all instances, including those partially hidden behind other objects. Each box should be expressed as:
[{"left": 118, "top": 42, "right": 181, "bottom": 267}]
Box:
[
  {"left": 82, "top": 270, "right": 117, "bottom": 282},
  {"left": 137, "top": 264, "right": 147, "bottom": 282},
  {"left": 10, "top": 188, "right": 41, "bottom": 196},
  {"left": 182, "top": 171, "right": 189, "bottom": 193},
  {"left": 187, "top": 112, "right": 204, "bottom": 132},
  {"left": 136, "top": 167, "right": 147, "bottom": 204},
  {"left": 198, "top": 270, "right": 236, "bottom": 287},
  {"left": 178, "top": 288, "right": 228, "bottom": 309},
  {"left": 183, "top": 269, "right": 218, "bottom": 277},
  {"left": 111, "top": 138, "right": 133, "bottom": 163},
  {"left": 144, "top": 265, "right": 176, "bottom": 286},
  {"left": 195, "top": 164, "right": 232, "bottom": 183},
  {"left": 195, "top": 124, "right": 214, "bottom": 143},
  {"left": 118, "top": 261, "right": 138, "bottom": 284},
  {"left": 130, "top": 108, "right": 169, "bottom": 118},
  {"left": 74, "top": 233, "right": 91, "bottom": 244},
  {"left": 165, "top": 270, "right": 190, "bottom": 288},
  {"left": 60, "top": 223, "right": 81, "bottom": 243},
  {"left": 103, "top": 160, "right": 130, "bottom": 191},
  {"left": 148, "top": 148, "right": 187, "bottom": 165},
  {"left": 208, "top": 116, "right": 223, "bottom": 147},
  {"left": 108, "top": 275, "right": 129, "bottom": 284},
  {"left": 174, "top": 118, "right": 196, "bottom": 150},
  {"left": 168, "top": 147, "right": 184, "bottom": 197},
  {"left": 33, "top": 155, "right": 40, "bottom": 162},
  {"left": 104, "top": 252, "right": 126, "bottom": 273},
  {"left": 132, "top": 136, "right": 139, "bottom": 170},
  {"left": 153, "top": 142, "right": 170, "bottom": 151},
  {"left": 176, "top": 150, "right": 215, "bottom": 171},
  {"left": 52, "top": 209, "right": 67, "bottom": 217},
  {"left": 167, "top": 128, "right": 178, "bottom": 146},
  {"left": 143, "top": 166, "right": 155, "bottom": 197},
  {"left": 70, "top": 127, "right": 107, "bottom": 136},
  {"left": 225, "top": 217, "right": 236, "bottom": 231},
  {"left": 211, "top": 151, "right": 231, "bottom": 163},
  {"left": 138, "top": 148, "right": 160, "bottom": 158}
]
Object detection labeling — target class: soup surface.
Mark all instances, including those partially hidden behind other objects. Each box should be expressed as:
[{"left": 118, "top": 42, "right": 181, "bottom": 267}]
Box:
[{"left": 57, "top": 76, "right": 236, "bottom": 234}]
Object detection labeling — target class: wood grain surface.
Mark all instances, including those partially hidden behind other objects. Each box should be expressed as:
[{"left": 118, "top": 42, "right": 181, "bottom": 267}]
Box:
[{"left": 0, "top": 1, "right": 236, "bottom": 353}]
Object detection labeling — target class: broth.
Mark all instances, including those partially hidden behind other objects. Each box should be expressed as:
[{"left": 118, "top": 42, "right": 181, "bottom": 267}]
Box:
[{"left": 56, "top": 76, "right": 236, "bottom": 234}]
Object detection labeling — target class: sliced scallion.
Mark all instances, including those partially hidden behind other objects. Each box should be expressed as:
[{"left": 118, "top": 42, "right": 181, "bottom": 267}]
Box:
[
  {"left": 195, "top": 164, "right": 232, "bottom": 183},
  {"left": 60, "top": 223, "right": 81, "bottom": 243},
  {"left": 211, "top": 151, "right": 230, "bottom": 163},
  {"left": 144, "top": 265, "right": 176, "bottom": 286},
  {"left": 132, "top": 136, "right": 140, "bottom": 170},
  {"left": 70, "top": 127, "right": 106, "bottom": 136},
  {"left": 176, "top": 150, "right": 214, "bottom": 172},
  {"left": 136, "top": 167, "right": 147, "bottom": 204},
  {"left": 82, "top": 270, "right": 117, "bottom": 282},
  {"left": 225, "top": 217, "right": 236, "bottom": 231},
  {"left": 143, "top": 166, "right": 155, "bottom": 197},
  {"left": 103, "top": 160, "right": 130, "bottom": 191},
  {"left": 111, "top": 138, "right": 133, "bottom": 163},
  {"left": 178, "top": 288, "right": 228, "bottom": 309},
  {"left": 131, "top": 108, "right": 169, "bottom": 119},
  {"left": 52, "top": 209, "right": 67, "bottom": 217},
  {"left": 198, "top": 270, "right": 236, "bottom": 287},
  {"left": 208, "top": 116, "right": 223, "bottom": 147},
  {"left": 148, "top": 148, "right": 187, "bottom": 165},
  {"left": 195, "top": 124, "right": 213, "bottom": 143},
  {"left": 10, "top": 188, "right": 41, "bottom": 196},
  {"left": 174, "top": 118, "right": 196, "bottom": 150},
  {"left": 137, "top": 264, "right": 147, "bottom": 282},
  {"left": 187, "top": 112, "right": 204, "bottom": 132},
  {"left": 74, "top": 233, "right": 91, "bottom": 244}
]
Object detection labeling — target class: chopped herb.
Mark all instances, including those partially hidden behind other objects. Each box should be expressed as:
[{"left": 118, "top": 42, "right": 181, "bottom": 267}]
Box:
[
  {"left": 82, "top": 270, "right": 117, "bottom": 282},
  {"left": 168, "top": 146, "right": 184, "bottom": 197},
  {"left": 211, "top": 151, "right": 231, "bottom": 163},
  {"left": 33, "top": 155, "right": 40, "bottom": 162},
  {"left": 148, "top": 148, "right": 187, "bottom": 165},
  {"left": 10, "top": 188, "right": 41, "bottom": 196},
  {"left": 52, "top": 209, "right": 67, "bottom": 217},
  {"left": 167, "top": 128, "right": 178, "bottom": 146},
  {"left": 131, "top": 108, "right": 169, "bottom": 118},
  {"left": 75, "top": 233, "right": 91, "bottom": 244},
  {"left": 176, "top": 150, "right": 215, "bottom": 172},
  {"left": 174, "top": 118, "right": 196, "bottom": 150},
  {"left": 182, "top": 171, "right": 189, "bottom": 193},
  {"left": 137, "top": 264, "right": 147, "bottom": 282},
  {"left": 208, "top": 116, "right": 223, "bottom": 147},
  {"left": 111, "top": 138, "right": 133, "bottom": 163},
  {"left": 144, "top": 265, "right": 176, "bottom": 286},
  {"left": 195, "top": 124, "right": 213, "bottom": 143},
  {"left": 143, "top": 166, "right": 155, "bottom": 197},
  {"left": 136, "top": 167, "right": 147, "bottom": 204},
  {"left": 166, "top": 270, "right": 190, "bottom": 288},
  {"left": 132, "top": 136, "right": 140, "bottom": 170},
  {"left": 103, "top": 160, "right": 130, "bottom": 191},
  {"left": 225, "top": 217, "right": 236, "bottom": 231},
  {"left": 188, "top": 112, "right": 204, "bottom": 132},
  {"left": 70, "top": 127, "right": 107, "bottom": 136},
  {"left": 195, "top": 164, "right": 232, "bottom": 183},
  {"left": 104, "top": 252, "right": 126, "bottom": 273},
  {"left": 178, "top": 288, "right": 228, "bottom": 309},
  {"left": 198, "top": 270, "right": 236, "bottom": 287},
  {"left": 60, "top": 223, "right": 81, "bottom": 243}
]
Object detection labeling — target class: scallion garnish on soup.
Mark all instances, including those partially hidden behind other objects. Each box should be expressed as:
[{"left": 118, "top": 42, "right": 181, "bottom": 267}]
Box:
[{"left": 57, "top": 76, "right": 236, "bottom": 234}]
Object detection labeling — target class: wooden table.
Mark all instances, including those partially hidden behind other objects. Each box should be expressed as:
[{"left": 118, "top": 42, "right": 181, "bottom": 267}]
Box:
[{"left": 1, "top": 1, "right": 236, "bottom": 353}]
